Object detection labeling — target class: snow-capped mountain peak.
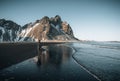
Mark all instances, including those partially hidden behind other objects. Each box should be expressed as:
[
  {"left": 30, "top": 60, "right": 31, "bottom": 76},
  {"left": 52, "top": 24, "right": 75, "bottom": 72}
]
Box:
[{"left": 0, "top": 15, "right": 78, "bottom": 42}]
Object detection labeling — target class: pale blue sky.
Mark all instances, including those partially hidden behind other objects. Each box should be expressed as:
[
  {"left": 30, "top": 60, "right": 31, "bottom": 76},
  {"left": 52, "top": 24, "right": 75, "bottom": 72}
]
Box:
[{"left": 0, "top": 0, "right": 120, "bottom": 41}]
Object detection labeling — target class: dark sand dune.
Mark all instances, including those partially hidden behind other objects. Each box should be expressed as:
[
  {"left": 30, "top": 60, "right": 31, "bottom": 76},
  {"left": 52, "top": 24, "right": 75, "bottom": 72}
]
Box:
[{"left": 0, "top": 43, "right": 38, "bottom": 69}]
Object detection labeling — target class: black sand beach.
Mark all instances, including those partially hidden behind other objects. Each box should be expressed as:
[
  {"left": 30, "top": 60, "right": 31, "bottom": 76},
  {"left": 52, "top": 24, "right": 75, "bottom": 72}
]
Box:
[
  {"left": 0, "top": 43, "right": 38, "bottom": 69},
  {"left": 0, "top": 43, "right": 98, "bottom": 81}
]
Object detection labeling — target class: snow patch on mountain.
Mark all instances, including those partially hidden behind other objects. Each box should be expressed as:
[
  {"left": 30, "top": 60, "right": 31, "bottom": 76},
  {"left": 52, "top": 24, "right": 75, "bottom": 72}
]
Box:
[{"left": 0, "top": 15, "right": 78, "bottom": 42}]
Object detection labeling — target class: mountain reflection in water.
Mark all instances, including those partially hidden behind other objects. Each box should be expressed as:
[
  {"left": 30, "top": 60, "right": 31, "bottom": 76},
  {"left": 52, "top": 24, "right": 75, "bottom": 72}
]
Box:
[{"left": 37, "top": 45, "right": 71, "bottom": 67}]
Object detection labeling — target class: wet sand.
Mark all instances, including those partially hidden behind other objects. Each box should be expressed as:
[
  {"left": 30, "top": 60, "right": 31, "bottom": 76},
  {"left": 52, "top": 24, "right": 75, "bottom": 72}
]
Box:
[{"left": 0, "top": 43, "right": 98, "bottom": 81}]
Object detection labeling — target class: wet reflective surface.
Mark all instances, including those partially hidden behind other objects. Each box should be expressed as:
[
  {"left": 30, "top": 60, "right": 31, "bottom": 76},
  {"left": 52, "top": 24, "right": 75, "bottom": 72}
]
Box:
[
  {"left": 0, "top": 44, "right": 98, "bottom": 81},
  {"left": 72, "top": 42, "right": 120, "bottom": 81},
  {"left": 37, "top": 45, "right": 71, "bottom": 66}
]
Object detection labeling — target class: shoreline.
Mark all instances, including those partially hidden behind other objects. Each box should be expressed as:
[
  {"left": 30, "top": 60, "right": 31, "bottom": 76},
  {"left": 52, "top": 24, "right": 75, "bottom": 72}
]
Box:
[
  {"left": 0, "top": 42, "right": 120, "bottom": 81},
  {"left": 68, "top": 44, "right": 101, "bottom": 81},
  {"left": 0, "top": 43, "right": 99, "bottom": 81},
  {"left": 0, "top": 42, "right": 101, "bottom": 81}
]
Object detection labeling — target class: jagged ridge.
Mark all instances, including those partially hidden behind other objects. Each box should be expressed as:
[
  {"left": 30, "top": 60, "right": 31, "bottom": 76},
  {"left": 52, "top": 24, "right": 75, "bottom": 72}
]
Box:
[{"left": 0, "top": 15, "right": 78, "bottom": 42}]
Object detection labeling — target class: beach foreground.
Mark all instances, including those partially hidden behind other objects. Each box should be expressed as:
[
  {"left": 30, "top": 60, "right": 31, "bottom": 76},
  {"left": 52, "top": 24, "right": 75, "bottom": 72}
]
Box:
[
  {"left": 0, "top": 41, "right": 120, "bottom": 81},
  {"left": 0, "top": 43, "right": 98, "bottom": 81}
]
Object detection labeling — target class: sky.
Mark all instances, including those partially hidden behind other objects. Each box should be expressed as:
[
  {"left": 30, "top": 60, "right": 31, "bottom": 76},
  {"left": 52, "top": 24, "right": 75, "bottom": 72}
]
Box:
[{"left": 0, "top": 0, "right": 120, "bottom": 41}]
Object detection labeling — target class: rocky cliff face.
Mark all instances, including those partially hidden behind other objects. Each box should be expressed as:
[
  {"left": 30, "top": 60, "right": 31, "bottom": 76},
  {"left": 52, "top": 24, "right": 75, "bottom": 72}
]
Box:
[
  {"left": 0, "top": 15, "right": 78, "bottom": 42},
  {"left": 0, "top": 19, "right": 21, "bottom": 42}
]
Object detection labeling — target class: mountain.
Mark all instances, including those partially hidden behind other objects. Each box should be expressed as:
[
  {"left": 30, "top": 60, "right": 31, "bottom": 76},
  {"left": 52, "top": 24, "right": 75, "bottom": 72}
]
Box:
[
  {"left": 0, "top": 15, "right": 78, "bottom": 42},
  {"left": 0, "top": 19, "right": 21, "bottom": 42}
]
